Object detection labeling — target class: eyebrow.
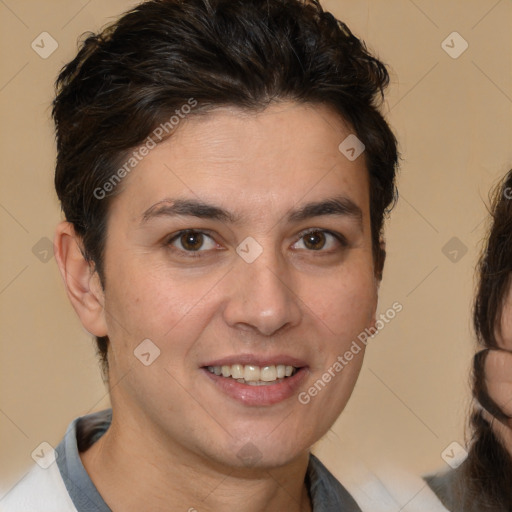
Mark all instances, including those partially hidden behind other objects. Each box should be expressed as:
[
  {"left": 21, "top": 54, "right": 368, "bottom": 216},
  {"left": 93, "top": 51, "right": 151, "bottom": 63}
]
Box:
[{"left": 140, "top": 196, "right": 363, "bottom": 228}]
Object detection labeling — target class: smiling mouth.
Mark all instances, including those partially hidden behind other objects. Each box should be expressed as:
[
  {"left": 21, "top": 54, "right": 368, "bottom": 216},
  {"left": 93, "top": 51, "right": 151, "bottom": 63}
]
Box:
[{"left": 205, "top": 364, "right": 299, "bottom": 386}]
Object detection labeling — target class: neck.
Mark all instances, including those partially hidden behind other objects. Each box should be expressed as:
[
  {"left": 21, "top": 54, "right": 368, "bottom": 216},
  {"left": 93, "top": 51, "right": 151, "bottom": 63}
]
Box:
[{"left": 80, "top": 412, "right": 312, "bottom": 512}]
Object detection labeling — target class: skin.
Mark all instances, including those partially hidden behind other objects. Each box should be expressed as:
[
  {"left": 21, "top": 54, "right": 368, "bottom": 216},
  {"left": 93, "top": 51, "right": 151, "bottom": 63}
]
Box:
[
  {"left": 54, "top": 101, "right": 380, "bottom": 512},
  {"left": 482, "top": 286, "right": 512, "bottom": 453}
]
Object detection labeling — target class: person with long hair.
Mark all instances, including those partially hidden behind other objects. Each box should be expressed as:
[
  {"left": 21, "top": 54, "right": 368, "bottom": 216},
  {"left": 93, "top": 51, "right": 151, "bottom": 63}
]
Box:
[{"left": 427, "top": 169, "right": 512, "bottom": 511}]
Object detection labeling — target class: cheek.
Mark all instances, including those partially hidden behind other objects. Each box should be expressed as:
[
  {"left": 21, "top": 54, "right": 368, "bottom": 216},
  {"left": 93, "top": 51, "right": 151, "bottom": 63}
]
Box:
[
  {"left": 499, "top": 309, "right": 512, "bottom": 350},
  {"left": 104, "top": 264, "right": 206, "bottom": 344},
  {"left": 306, "top": 266, "right": 377, "bottom": 337}
]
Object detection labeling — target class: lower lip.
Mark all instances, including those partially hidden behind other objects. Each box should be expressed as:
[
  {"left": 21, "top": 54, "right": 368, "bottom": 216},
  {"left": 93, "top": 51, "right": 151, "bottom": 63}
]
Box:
[{"left": 201, "top": 367, "right": 308, "bottom": 406}]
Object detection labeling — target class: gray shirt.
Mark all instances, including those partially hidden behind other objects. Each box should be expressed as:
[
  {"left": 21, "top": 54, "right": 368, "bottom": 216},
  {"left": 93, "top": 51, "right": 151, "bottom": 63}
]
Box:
[{"left": 56, "top": 409, "right": 363, "bottom": 511}]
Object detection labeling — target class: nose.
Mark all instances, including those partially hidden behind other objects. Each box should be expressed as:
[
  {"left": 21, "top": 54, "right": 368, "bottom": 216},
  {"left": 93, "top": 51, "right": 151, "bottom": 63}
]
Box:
[{"left": 222, "top": 248, "right": 302, "bottom": 337}]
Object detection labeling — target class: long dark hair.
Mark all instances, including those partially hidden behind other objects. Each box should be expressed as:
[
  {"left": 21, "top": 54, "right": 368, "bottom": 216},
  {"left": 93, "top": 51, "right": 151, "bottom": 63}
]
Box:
[{"left": 456, "top": 170, "right": 512, "bottom": 510}]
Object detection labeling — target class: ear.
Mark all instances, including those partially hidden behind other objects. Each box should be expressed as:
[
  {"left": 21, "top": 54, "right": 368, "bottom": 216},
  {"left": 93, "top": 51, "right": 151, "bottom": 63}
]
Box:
[
  {"left": 54, "top": 221, "right": 108, "bottom": 337},
  {"left": 369, "top": 239, "right": 386, "bottom": 329},
  {"left": 375, "top": 238, "right": 386, "bottom": 284}
]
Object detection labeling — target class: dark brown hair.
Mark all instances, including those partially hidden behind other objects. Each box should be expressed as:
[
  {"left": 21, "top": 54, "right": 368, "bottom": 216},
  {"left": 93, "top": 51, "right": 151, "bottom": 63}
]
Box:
[
  {"left": 456, "top": 170, "right": 512, "bottom": 510},
  {"left": 52, "top": 0, "right": 399, "bottom": 373}
]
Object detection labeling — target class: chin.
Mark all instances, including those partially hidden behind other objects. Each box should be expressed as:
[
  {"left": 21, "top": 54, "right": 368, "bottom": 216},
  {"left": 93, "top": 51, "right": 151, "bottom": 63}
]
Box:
[{"left": 206, "top": 431, "right": 310, "bottom": 471}]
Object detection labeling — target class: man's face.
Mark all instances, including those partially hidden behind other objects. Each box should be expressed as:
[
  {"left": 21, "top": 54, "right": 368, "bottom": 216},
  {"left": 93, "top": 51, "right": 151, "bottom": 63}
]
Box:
[{"left": 99, "top": 102, "right": 378, "bottom": 468}]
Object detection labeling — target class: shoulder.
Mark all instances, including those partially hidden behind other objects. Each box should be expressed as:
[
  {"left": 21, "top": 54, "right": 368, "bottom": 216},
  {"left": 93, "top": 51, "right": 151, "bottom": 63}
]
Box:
[
  {"left": 338, "top": 464, "right": 451, "bottom": 512},
  {"left": 358, "top": 475, "right": 448, "bottom": 512},
  {"left": 0, "top": 409, "right": 112, "bottom": 512},
  {"left": 307, "top": 454, "right": 448, "bottom": 512},
  {"left": 0, "top": 463, "right": 77, "bottom": 512}
]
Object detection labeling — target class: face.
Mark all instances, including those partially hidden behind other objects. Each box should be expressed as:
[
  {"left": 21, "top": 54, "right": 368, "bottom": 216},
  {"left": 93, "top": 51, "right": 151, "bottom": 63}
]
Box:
[
  {"left": 97, "top": 102, "right": 378, "bottom": 469},
  {"left": 486, "top": 283, "right": 512, "bottom": 420}
]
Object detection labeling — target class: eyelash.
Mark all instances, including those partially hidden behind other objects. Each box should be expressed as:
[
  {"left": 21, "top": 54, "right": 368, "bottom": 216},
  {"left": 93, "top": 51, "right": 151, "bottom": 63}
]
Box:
[{"left": 165, "top": 228, "right": 348, "bottom": 257}]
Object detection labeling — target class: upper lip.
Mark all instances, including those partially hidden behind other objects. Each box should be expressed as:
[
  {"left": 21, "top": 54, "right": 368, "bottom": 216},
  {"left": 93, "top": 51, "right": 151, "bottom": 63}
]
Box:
[{"left": 201, "top": 354, "right": 308, "bottom": 368}]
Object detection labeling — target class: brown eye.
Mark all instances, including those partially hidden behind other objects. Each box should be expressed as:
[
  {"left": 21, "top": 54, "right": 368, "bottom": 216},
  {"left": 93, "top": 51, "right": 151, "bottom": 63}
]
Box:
[
  {"left": 180, "top": 231, "right": 204, "bottom": 251},
  {"left": 167, "top": 230, "right": 217, "bottom": 253},
  {"left": 292, "top": 229, "right": 347, "bottom": 252},
  {"left": 303, "top": 231, "right": 326, "bottom": 250}
]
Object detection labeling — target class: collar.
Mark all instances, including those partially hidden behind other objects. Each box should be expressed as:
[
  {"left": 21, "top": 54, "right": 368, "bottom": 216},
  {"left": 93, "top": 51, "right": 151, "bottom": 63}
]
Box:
[{"left": 56, "top": 409, "right": 361, "bottom": 512}]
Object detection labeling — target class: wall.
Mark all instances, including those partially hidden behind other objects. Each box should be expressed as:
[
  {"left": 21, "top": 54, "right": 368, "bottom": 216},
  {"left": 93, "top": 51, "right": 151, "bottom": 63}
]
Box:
[{"left": 1, "top": 0, "right": 511, "bottom": 502}]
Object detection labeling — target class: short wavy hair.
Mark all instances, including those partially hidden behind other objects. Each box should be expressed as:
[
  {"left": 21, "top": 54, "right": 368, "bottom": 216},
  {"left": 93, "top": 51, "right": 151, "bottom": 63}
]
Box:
[{"left": 52, "top": 0, "right": 399, "bottom": 374}]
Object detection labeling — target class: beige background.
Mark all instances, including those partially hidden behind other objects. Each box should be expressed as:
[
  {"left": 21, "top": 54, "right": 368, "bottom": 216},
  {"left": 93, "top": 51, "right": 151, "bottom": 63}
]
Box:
[{"left": 1, "top": 0, "right": 511, "bottom": 503}]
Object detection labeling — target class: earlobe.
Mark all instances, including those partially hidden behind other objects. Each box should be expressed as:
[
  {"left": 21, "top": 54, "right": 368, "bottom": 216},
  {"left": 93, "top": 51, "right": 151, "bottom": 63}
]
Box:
[
  {"left": 54, "top": 221, "right": 108, "bottom": 337},
  {"left": 369, "top": 308, "right": 378, "bottom": 332},
  {"left": 370, "top": 239, "right": 386, "bottom": 330}
]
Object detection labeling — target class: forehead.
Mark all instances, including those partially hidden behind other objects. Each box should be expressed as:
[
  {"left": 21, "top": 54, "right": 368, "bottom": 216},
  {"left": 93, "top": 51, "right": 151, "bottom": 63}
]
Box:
[{"left": 110, "top": 102, "right": 371, "bottom": 225}]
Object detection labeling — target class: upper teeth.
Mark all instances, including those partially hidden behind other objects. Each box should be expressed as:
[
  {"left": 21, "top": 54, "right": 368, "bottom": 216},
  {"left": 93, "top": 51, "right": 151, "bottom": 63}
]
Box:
[{"left": 206, "top": 364, "right": 296, "bottom": 382}]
